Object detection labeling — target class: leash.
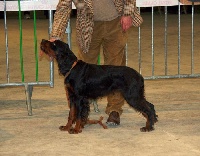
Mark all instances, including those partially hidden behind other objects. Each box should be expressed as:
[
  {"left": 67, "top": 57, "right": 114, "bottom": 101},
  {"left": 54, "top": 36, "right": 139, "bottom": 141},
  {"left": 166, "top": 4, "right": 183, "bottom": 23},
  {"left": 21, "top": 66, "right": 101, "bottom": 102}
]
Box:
[{"left": 64, "top": 61, "right": 78, "bottom": 79}]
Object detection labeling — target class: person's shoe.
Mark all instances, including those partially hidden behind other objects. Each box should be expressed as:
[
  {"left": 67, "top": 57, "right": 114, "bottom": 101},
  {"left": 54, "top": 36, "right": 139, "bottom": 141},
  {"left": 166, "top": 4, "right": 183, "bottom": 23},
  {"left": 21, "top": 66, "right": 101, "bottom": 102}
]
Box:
[{"left": 106, "top": 111, "right": 120, "bottom": 126}]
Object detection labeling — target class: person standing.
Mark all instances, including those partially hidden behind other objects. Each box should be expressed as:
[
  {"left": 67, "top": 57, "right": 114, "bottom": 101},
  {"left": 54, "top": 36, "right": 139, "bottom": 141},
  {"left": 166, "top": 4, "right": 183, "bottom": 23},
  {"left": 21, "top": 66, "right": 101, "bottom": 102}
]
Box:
[{"left": 50, "top": 0, "right": 143, "bottom": 126}]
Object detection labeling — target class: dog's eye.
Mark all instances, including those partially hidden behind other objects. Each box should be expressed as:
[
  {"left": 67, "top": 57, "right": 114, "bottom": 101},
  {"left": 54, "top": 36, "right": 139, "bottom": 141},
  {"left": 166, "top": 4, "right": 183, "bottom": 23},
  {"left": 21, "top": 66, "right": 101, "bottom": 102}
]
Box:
[{"left": 51, "top": 42, "right": 57, "bottom": 50}]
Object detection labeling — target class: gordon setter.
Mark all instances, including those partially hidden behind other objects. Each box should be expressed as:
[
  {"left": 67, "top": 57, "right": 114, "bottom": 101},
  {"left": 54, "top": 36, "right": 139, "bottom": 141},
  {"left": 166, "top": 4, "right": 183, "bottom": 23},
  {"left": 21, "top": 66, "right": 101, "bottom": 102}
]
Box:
[{"left": 40, "top": 39, "right": 158, "bottom": 134}]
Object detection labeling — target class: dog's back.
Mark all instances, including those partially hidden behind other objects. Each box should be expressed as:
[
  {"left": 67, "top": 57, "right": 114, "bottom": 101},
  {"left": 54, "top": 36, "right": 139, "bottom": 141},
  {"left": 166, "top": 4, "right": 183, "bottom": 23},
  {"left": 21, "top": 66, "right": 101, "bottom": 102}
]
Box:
[{"left": 66, "top": 60, "right": 144, "bottom": 100}]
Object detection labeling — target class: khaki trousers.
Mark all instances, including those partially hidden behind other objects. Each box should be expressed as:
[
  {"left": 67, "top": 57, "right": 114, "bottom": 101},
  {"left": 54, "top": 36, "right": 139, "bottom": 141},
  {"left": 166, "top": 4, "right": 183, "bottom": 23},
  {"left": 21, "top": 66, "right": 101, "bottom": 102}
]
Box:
[{"left": 78, "top": 17, "right": 127, "bottom": 115}]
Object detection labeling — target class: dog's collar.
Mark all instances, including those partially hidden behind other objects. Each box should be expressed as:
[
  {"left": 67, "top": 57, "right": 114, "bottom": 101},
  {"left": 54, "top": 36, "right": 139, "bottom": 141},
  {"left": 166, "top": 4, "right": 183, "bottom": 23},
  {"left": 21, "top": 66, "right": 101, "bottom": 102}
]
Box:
[{"left": 64, "top": 60, "right": 78, "bottom": 79}]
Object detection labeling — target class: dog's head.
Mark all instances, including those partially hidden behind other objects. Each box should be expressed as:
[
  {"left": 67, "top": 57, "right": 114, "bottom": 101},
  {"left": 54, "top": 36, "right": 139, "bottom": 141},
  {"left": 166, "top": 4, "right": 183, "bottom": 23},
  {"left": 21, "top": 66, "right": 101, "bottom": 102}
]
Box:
[
  {"left": 40, "top": 39, "right": 77, "bottom": 60},
  {"left": 41, "top": 39, "right": 67, "bottom": 55},
  {"left": 40, "top": 39, "right": 59, "bottom": 59},
  {"left": 40, "top": 39, "right": 78, "bottom": 76}
]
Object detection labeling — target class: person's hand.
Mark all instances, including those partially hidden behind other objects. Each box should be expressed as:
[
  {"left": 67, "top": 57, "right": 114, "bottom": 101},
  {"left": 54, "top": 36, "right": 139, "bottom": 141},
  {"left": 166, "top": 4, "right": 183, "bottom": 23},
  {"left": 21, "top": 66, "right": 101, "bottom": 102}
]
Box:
[
  {"left": 120, "top": 16, "right": 132, "bottom": 32},
  {"left": 49, "top": 38, "right": 56, "bottom": 42}
]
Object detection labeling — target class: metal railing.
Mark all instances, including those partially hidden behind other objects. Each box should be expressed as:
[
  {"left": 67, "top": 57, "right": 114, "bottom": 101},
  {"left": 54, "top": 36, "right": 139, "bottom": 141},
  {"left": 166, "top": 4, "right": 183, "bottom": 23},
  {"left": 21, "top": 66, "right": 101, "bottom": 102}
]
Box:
[
  {"left": 137, "top": 3, "right": 200, "bottom": 80},
  {"left": 0, "top": 0, "right": 55, "bottom": 115}
]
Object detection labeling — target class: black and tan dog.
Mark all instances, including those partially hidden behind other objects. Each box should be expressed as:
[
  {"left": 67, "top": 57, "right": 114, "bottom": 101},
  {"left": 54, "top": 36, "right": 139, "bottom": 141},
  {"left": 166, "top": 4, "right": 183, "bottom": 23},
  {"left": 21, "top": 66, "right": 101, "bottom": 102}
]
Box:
[{"left": 40, "top": 39, "right": 158, "bottom": 134}]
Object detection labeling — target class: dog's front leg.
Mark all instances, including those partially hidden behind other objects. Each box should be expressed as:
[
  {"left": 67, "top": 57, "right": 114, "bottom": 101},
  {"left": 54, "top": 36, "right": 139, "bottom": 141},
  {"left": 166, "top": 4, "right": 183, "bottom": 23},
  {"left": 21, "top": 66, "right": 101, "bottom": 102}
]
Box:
[
  {"left": 70, "top": 119, "right": 82, "bottom": 134},
  {"left": 59, "top": 85, "right": 76, "bottom": 132},
  {"left": 69, "top": 106, "right": 83, "bottom": 134},
  {"left": 59, "top": 105, "right": 76, "bottom": 132}
]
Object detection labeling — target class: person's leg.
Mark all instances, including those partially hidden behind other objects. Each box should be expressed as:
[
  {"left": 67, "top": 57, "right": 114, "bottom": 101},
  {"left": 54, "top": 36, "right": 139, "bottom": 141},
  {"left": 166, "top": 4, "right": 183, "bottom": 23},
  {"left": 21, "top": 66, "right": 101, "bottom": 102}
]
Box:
[
  {"left": 102, "top": 17, "right": 127, "bottom": 125},
  {"left": 103, "top": 17, "right": 127, "bottom": 67},
  {"left": 78, "top": 18, "right": 127, "bottom": 125},
  {"left": 77, "top": 21, "right": 103, "bottom": 113},
  {"left": 78, "top": 21, "right": 103, "bottom": 64}
]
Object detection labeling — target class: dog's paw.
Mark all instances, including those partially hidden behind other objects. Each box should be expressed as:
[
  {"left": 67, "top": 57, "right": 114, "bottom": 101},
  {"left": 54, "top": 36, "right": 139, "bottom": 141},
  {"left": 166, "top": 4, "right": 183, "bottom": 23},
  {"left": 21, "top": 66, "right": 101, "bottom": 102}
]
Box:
[
  {"left": 68, "top": 128, "right": 82, "bottom": 134},
  {"left": 140, "top": 126, "right": 155, "bottom": 132},
  {"left": 59, "top": 125, "right": 69, "bottom": 131}
]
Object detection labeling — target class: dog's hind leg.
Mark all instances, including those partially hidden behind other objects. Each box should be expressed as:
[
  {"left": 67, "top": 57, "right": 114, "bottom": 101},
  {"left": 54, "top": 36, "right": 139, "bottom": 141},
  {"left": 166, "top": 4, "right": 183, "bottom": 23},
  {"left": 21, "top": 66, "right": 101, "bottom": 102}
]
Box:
[
  {"left": 139, "top": 100, "right": 156, "bottom": 132},
  {"left": 127, "top": 98, "right": 156, "bottom": 132},
  {"left": 123, "top": 85, "right": 157, "bottom": 132},
  {"left": 146, "top": 101, "right": 158, "bottom": 124},
  {"left": 122, "top": 79, "right": 157, "bottom": 132}
]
